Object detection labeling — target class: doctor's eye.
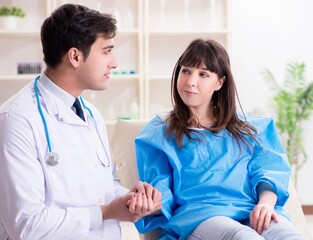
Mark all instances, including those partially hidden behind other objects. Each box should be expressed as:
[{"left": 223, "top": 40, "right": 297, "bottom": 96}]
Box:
[{"left": 103, "top": 47, "right": 114, "bottom": 55}]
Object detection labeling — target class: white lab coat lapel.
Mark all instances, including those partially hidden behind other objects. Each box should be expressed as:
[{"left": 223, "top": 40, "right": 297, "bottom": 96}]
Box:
[
  {"left": 85, "top": 109, "right": 112, "bottom": 167},
  {"left": 36, "top": 79, "right": 87, "bottom": 126},
  {"left": 36, "top": 78, "right": 111, "bottom": 167}
]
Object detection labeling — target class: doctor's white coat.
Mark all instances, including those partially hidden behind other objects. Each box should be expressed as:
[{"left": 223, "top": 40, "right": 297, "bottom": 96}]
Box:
[{"left": 0, "top": 77, "right": 128, "bottom": 240}]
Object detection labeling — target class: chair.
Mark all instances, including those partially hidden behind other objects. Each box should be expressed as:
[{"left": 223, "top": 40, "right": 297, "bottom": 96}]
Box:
[
  {"left": 111, "top": 119, "right": 160, "bottom": 240},
  {"left": 110, "top": 119, "right": 313, "bottom": 240}
]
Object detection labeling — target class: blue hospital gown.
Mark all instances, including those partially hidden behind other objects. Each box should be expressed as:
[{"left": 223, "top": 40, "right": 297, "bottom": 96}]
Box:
[{"left": 135, "top": 114, "right": 291, "bottom": 240}]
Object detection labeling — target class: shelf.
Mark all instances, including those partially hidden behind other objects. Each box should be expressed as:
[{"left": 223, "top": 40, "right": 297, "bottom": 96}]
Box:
[
  {"left": 105, "top": 120, "right": 117, "bottom": 125},
  {"left": 0, "top": 0, "right": 230, "bottom": 122},
  {"left": 0, "top": 29, "right": 141, "bottom": 37},
  {"left": 148, "top": 75, "right": 171, "bottom": 81},
  {"left": 0, "top": 75, "right": 38, "bottom": 81},
  {"left": 0, "top": 30, "right": 40, "bottom": 37},
  {"left": 0, "top": 74, "right": 141, "bottom": 82},
  {"left": 117, "top": 29, "right": 140, "bottom": 35},
  {"left": 144, "top": 0, "right": 230, "bottom": 118},
  {"left": 111, "top": 74, "right": 140, "bottom": 79},
  {"left": 148, "top": 29, "right": 229, "bottom": 35},
  {"left": 0, "top": 29, "right": 141, "bottom": 36}
]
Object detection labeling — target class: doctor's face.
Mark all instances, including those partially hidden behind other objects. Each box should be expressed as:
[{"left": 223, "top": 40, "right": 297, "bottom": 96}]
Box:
[{"left": 77, "top": 37, "right": 117, "bottom": 91}]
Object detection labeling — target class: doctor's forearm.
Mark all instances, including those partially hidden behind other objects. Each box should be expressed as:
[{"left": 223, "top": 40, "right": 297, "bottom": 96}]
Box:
[
  {"left": 100, "top": 197, "right": 127, "bottom": 221},
  {"left": 100, "top": 199, "right": 130, "bottom": 221},
  {"left": 100, "top": 194, "right": 141, "bottom": 222}
]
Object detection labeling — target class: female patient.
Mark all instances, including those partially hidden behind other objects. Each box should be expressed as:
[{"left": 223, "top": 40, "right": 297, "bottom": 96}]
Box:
[{"left": 134, "top": 39, "right": 304, "bottom": 240}]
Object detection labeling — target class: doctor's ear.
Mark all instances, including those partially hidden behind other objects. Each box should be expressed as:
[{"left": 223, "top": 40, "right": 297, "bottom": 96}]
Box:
[{"left": 68, "top": 48, "right": 82, "bottom": 67}]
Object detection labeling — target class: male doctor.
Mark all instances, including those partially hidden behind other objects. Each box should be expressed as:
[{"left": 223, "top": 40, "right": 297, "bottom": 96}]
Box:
[{"left": 0, "top": 4, "right": 161, "bottom": 240}]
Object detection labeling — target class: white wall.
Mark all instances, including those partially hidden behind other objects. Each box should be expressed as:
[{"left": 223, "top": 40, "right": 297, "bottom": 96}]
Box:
[{"left": 230, "top": 0, "right": 313, "bottom": 204}]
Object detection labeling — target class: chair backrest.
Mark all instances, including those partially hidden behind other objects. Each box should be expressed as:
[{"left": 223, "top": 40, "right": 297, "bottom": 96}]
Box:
[
  {"left": 285, "top": 181, "right": 313, "bottom": 239},
  {"left": 111, "top": 119, "right": 148, "bottom": 190},
  {"left": 111, "top": 119, "right": 159, "bottom": 240},
  {"left": 110, "top": 119, "right": 313, "bottom": 240}
]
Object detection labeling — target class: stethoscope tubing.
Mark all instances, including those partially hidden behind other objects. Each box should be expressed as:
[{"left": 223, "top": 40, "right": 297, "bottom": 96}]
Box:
[
  {"left": 80, "top": 96, "right": 94, "bottom": 119},
  {"left": 33, "top": 75, "right": 110, "bottom": 167},
  {"left": 34, "top": 76, "right": 53, "bottom": 153}
]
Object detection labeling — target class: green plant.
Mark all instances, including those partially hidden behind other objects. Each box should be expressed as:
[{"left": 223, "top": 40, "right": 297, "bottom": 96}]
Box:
[
  {"left": 261, "top": 61, "right": 313, "bottom": 189},
  {"left": 0, "top": 6, "right": 25, "bottom": 17}
]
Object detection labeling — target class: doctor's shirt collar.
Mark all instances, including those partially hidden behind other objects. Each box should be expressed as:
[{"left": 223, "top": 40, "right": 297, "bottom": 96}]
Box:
[{"left": 40, "top": 73, "right": 75, "bottom": 108}]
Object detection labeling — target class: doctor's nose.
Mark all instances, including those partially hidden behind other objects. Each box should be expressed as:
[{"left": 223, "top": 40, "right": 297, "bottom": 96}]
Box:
[{"left": 109, "top": 54, "right": 118, "bottom": 69}]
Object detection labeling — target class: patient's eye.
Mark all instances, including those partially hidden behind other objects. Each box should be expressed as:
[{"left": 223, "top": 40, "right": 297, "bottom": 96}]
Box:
[
  {"left": 181, "top": 67, "right": 191, "bottom": 74},
  {"left": 199, "top": 72, "right": 209, "bottom": 78}
]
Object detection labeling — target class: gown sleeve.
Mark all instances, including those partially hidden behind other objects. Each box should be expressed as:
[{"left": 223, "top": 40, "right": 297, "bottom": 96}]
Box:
[
  {"left": 134, "top": 117, "right": 176, "bottom": 233},
  {"left": 247, "top": 116, "right": 291, "bottom": 206}
]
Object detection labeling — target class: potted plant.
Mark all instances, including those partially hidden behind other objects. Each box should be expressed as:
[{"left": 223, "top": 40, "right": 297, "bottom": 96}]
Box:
[
  {"left": 0, "top": 6, "right": 25, "bottom": 29},
  {"left": 261, "top": 61, "right": 313, "bottom": 189}
]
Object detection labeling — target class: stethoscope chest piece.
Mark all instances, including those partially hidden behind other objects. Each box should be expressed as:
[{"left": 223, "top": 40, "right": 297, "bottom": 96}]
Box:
[
  {"left": 34, "top": 76, "right": 109, "bottom": 167},
  {"left": 45, "top": 152, "right": 60, "bottom": 166}
]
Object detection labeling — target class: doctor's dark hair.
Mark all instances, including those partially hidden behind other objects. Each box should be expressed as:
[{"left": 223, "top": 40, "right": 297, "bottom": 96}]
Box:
[
  {"left": 41, "top": 4, "right": 116, "bottom": 69},
  {"left": 165, "top": 39, "right": 257, "bottom": 148}
]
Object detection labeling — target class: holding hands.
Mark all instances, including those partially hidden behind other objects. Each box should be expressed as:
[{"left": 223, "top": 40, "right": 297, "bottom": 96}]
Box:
[
  {"left": 101, "top": 181, "right": 162, "bottom": 222},
  {"left": 128, "top": 181, "right": 162, "bottom": 216}
]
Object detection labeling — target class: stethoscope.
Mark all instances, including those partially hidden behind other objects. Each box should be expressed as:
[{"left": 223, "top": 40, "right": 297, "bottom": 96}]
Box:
[{"left": 34, "top": 75, "right": 110, "bottom": 167}]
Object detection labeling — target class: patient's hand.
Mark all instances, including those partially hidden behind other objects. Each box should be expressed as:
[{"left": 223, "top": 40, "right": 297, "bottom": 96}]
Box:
[
  {"left": 250, "top": 190, "right": 278, "bottom": 234},
  {"left": 128, "top": 181, "right": 162, "bottom": 216}
]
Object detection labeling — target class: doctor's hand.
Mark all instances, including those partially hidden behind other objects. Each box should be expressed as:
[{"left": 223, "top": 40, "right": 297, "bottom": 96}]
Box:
[
  {"left": 100, "top": 191, "right": 161, "bottom": 223},
  {"left": 100, "top": 192, "right": 144, "bottom": 222}
]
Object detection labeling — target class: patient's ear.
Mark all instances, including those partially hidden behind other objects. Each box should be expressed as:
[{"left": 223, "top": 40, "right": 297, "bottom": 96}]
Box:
[{"left": 215, "top": 76, "right": 225, "bottom": 91}]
